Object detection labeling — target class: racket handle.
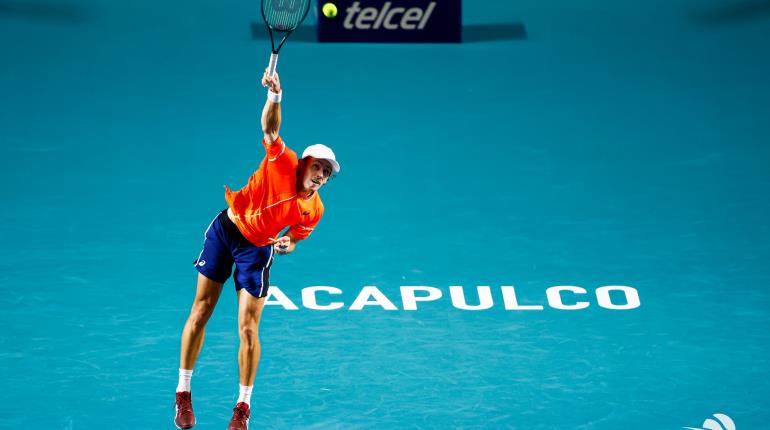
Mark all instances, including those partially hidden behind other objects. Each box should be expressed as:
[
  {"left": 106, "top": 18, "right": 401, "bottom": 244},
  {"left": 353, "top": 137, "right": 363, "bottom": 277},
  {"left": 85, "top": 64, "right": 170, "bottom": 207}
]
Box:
[{"left": 267, "top": 53, "right": 279, "bottom": 76}]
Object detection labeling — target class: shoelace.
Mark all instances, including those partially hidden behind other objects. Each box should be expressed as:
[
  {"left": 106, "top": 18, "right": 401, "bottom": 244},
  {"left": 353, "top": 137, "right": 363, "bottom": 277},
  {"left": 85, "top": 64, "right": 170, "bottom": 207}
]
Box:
[
  {"left": 232, "top": 405, "right": 249, "bottom": 423},
  {"left": 176, "top": 393, "right": 193, "bottom": 413}
]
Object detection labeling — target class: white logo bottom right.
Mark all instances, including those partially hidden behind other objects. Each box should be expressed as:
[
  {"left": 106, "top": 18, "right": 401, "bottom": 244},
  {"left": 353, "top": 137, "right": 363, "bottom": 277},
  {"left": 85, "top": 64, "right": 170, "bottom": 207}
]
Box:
[{"left": 684, "top": 413, "right": 735, "bottom": 430}]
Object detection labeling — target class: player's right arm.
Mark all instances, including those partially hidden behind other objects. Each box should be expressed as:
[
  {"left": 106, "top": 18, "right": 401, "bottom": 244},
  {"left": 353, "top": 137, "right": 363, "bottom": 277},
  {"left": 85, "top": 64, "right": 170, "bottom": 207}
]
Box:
[{"left": 261, "top": 70, "right": 282, "bottom": 144}]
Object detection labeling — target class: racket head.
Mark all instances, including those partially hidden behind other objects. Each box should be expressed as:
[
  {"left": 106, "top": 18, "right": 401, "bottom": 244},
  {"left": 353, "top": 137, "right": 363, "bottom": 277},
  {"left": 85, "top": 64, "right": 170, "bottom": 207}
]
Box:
[{"left": 261, "top": 0, "right": 312, "bottom": 35}]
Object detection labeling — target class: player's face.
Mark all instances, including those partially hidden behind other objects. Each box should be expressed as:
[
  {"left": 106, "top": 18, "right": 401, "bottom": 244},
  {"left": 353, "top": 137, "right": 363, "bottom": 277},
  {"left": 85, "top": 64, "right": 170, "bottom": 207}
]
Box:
[{"left": 299, "top": 157, "right": 332, "bottom": 193}]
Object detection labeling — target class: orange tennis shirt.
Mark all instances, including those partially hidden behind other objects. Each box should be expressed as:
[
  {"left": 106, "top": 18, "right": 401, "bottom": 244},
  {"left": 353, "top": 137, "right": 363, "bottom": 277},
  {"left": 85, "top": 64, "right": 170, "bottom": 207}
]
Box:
[{"left": 224, "top": 137, "right": 324, "bottom": 247}]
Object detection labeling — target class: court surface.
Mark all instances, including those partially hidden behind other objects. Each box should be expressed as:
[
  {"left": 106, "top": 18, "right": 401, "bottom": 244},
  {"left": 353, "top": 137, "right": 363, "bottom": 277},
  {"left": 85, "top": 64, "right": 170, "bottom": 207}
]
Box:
[{"left": 1, "top": 0, "right": 769, "bottom": 428}]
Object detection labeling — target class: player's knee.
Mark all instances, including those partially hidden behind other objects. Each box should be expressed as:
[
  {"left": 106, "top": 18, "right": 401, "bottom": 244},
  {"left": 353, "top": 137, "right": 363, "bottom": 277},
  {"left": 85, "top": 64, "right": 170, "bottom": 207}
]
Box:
[
  {"left": 188, "top": 305, "right": 214, "bottom": 329},
  {"left": 238, "top": 325, "right": 260, "bottom": 347}
]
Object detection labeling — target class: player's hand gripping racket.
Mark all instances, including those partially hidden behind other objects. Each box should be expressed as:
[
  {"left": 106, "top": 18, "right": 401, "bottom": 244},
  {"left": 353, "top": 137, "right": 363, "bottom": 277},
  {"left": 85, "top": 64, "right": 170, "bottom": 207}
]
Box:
[{"left": 261, "top": 0, "right": 312, "bottom": 76}]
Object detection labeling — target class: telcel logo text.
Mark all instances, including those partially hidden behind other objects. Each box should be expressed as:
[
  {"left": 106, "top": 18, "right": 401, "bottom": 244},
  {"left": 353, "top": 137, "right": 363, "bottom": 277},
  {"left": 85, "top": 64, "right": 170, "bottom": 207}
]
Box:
[{"left": 343, "top": 1, "right": 436, "bottom": 30}]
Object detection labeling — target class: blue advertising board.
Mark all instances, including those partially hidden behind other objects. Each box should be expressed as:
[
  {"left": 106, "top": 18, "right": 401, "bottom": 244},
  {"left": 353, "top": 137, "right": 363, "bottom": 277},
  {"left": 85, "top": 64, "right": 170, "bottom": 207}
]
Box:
[{"left": 317, "top": 0, "right": 461, "bottom": 43}]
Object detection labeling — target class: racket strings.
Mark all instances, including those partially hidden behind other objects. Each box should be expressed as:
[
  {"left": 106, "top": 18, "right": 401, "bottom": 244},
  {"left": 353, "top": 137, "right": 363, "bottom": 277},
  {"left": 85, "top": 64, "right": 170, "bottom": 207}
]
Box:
[{"left": 263, "top": 0, "right": 309, "bottom": 31}]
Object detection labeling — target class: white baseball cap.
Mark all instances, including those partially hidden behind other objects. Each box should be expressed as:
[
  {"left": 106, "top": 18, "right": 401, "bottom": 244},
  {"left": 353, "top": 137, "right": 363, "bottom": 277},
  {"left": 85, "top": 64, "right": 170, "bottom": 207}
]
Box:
[{"left": 302, "top": 144, "right": 340, "bottom": 174}]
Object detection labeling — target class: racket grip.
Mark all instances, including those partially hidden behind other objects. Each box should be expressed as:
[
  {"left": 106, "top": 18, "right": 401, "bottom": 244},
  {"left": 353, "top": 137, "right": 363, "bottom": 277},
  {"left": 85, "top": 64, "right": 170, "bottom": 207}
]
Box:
[{"left": 267, "top": 53, "right": 279, "bottom": 76}]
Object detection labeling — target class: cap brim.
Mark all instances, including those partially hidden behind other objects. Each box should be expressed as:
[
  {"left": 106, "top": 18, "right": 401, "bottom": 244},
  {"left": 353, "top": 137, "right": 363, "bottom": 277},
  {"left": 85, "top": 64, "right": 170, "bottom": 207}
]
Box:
[{"left": 303, "top": 152, "right": 340, "bottom": 174}]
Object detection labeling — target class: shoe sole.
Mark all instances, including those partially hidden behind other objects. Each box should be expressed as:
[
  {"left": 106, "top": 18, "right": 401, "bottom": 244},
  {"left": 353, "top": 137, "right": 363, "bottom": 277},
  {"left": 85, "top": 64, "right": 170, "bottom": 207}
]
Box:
[
  {"left": 174, "top": 408, "right": 196, "bottom": 429},
  {"left": 174, "top": 419, "right": 195, "bottom": 429}
]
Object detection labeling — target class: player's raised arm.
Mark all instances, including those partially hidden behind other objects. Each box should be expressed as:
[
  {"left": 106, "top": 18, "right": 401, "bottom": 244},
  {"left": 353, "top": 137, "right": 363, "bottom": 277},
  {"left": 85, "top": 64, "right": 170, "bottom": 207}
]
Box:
[{"left": 260, "top": 69, "right": 282, "bottom": 144}]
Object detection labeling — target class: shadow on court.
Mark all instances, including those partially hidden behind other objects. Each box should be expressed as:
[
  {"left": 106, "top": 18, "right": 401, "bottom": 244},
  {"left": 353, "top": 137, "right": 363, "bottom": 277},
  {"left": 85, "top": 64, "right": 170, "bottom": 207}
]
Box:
[
  {"left": 689, "top": 0, "right": 770, "bottom": 25},
  {"left": 462, "top": 23, "right": 527, "bottom": 43},
  {"left": 251, "top": 22, "right": 318, "bottom": 42},
  {"left": 0, "top": 0, "right": 87, "bottom": 23},
  {"left": 250, "top": 22, "right": 527, "bottom": 43}
]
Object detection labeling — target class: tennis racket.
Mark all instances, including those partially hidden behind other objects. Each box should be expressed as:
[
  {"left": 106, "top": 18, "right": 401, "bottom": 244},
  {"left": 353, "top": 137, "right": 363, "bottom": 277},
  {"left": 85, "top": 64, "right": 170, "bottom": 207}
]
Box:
[{"left": 261, "top": 0, "right": 312, "bottom": 76}]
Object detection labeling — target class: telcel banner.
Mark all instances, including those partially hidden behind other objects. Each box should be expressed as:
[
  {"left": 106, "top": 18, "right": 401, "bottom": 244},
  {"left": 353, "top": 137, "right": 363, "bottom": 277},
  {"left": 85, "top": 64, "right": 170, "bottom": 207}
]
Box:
[{"left": 318, "top": 0, "right": 462, "bottom": 43}]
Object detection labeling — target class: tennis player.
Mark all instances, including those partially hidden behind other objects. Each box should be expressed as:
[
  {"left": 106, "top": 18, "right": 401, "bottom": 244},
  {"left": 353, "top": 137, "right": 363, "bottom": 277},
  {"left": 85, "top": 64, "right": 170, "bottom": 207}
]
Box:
[{"left": 174, "top": 70, "right": 340, "bottom": 430}]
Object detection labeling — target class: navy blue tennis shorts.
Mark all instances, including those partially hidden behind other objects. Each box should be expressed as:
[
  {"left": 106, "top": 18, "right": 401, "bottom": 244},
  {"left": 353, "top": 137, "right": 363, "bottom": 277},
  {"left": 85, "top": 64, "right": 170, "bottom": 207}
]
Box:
[{"left": 193, "top": 209, "right": 274, "bottom": 298}]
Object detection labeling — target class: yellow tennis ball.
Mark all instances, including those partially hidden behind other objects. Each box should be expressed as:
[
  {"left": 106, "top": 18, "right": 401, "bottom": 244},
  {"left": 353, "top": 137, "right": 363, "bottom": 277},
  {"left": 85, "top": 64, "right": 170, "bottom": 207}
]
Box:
[{"left": 322, "top": 2, "right": 337, "bottom": 18}]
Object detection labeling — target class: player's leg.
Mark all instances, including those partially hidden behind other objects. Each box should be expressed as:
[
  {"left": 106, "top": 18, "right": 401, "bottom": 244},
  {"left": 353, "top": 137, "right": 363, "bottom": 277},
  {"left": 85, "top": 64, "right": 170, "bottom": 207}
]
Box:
[
  {"left": 175, "top": 274, "right": 224, "bottom": 429},
  {"left": 232, "top": 240, "right": 273, "bottom": 386},
  {"left": 180, "top": 273, "right": 224, "bottom": 369},
  {"left": 225, "top": 289, "right": 266, "bottom": 430},
  {"left": 227, "top": 243, "right": 273, "bottom": 430},
  {"left": 237, "top": 288, "right": 267, "bottom": 386}
]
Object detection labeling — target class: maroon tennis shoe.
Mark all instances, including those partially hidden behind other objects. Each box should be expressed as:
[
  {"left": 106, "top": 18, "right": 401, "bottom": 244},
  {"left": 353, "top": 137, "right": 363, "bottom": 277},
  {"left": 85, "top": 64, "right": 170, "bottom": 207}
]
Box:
[
  {"left": 174, "top": 391, "right": 196, "bottom": 429},
  {"left": 227, "top": 402, "right": 250, "bottom": 430}
]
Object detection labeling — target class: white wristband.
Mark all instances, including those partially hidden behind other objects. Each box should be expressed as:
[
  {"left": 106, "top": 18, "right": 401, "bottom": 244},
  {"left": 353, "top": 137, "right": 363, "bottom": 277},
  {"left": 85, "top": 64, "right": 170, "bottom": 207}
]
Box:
[{"left": 267, "top": 89, "right": 282, "bottom": 103}]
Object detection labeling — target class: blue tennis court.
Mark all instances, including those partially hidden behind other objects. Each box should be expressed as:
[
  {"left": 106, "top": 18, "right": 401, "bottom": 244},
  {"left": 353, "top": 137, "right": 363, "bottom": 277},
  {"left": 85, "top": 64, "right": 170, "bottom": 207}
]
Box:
[{"left": 1, "top": 0, "right": 769, "bottom": 428}]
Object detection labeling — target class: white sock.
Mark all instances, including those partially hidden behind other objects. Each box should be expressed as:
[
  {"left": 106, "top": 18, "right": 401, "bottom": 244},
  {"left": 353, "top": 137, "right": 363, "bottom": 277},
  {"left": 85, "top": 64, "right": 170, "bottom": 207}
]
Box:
[
  {"left": 177, "top": 368, "right": 193, "bottom": 392},
  {"left": 237, "top": 384, "right": 253, "bottom": 405}
]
